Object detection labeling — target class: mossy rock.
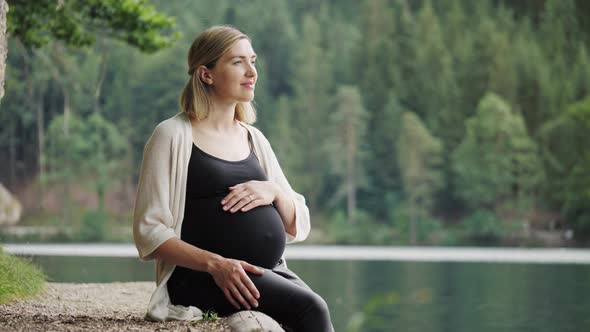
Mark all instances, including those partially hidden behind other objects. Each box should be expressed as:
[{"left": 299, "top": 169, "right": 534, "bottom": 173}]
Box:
[{"left": 0, "top": 182, "right": 22, "bottom": 225}]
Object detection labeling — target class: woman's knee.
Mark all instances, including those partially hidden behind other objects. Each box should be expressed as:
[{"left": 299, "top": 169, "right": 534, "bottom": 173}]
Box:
[
  {"left": 297, "top": 292, "right": 333, "bottom": 332},
  {"left": 300, "top": 292, "right": 330, "bottom": 320}
]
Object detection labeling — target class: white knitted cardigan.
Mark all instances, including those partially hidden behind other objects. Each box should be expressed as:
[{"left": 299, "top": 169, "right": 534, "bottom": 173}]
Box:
[{"left": 132, "top": 112, "right": 311, "bottom": 321}]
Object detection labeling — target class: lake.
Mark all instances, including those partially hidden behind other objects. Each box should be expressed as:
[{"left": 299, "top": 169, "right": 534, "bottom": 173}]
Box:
[{"left": 21, "top": 249, "right": 590, "bottom": 332}]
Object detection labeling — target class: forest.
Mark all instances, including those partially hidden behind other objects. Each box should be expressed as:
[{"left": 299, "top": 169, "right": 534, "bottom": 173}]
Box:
[{"left": 1, "top": 0, "right": 589, "bottom": 246}]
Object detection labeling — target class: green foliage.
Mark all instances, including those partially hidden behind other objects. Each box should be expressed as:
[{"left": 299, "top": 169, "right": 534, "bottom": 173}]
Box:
[
  {"left": 327, "top": 210, "right": 395, "bottom": 245},
  {"left": 362, "top": 93, "right": 405, "bottom": 220},
  {"left": 324, "top": 85, "right": 370, "bottom": 221},
  {"left": 539, "top": 96, "right": 590, "bottom": 238},
  {"left": 79, "top": 210, "right": 107, "bottom": 241},
  {"left": 397, "top": 112, "right": 444, "bottom": 211},
  {"left": 412, "top": 0, "right": 461, "bottom": 138},
  {"left": 7, "top": 0, "right": 179, "bottom": 52},
  {"left": 390, "top": 205, "right": 445, "bottom": 245},
  {"left": 460, "top": 210, "right": 503, "bottom": 245},
  {"left": 288, "top": 13, "right": 335, "bottom": 209},
  {"left": 202, "top": 309, "right": 219, "bottom": 321},
  {"left": 452, "top": 93, "right": 544, "bottom": 213},
  {"left": 356, "top": 0, "right": 396, "bottom": 113},
  {"left": 45, "top": 113, "right": 129, "bottom": 210},
  {"left": 0, "top": 251, "right": 46, "bottom": 304},
  {"left": 42, "top": 113, "right": 129, "bottom": 229},
  {"left": 398, "top": 111, "right": 444, "bottom": 243},
  {"left": 4, "top": 0, "right": 590, "bottom": 244}
]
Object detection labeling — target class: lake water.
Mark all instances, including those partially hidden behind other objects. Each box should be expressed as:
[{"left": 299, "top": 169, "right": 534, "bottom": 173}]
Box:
[{"left": 26, "top": 255, "right": 590, "bottom": 332}]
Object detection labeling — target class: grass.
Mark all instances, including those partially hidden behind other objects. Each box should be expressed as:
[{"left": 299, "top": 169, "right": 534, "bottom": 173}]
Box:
[
  {"left": 0, "top": 246, "right": 46, "bottom": 304},
  {"left": 202, "top": 309, "right": 220, "bottom": 321}
]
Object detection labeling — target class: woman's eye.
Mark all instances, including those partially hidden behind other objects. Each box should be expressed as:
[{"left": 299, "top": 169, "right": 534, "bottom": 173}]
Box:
[{"left": 233, "top": 61, "right": 241, "bottom": 65}]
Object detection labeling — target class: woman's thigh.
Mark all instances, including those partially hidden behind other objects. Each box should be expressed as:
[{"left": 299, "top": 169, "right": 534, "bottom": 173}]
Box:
[
  {"left": 167, "top": 267, "right": 233, "bottom": 314},
  {"left": 253, "top": 270, "right": 333, "bottom": 332},
  {"left": 168, "top": 266, "right": 326, "bottom": 319}
]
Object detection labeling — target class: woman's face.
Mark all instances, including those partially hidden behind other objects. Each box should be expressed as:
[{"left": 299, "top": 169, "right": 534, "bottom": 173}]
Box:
[{"left": 205, "top": 38, "right": 257, "bottom": 104}]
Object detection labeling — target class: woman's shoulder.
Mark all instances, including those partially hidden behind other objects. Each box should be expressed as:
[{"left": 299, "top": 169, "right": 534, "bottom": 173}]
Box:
[
  {"left": 239, "top": 122, "right": 269, "bottom": 143},
  {"left": 151, "top": 112, "right": 190, "bottom": 140}
]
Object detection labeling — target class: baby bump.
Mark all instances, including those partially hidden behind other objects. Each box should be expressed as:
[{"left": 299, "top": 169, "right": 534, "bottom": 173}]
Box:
[{"left": 181, "top": 197, "right": 286, "bottom": 269}]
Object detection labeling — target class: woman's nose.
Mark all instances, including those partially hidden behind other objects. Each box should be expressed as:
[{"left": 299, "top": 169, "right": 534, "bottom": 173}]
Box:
[{"left": 245, "top": 64, "right": 256, "bottom": 77}]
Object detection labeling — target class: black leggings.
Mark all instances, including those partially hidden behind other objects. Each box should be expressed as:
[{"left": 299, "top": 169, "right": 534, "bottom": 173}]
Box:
[{"left": 167, "top": 259, "right": 334, "bottom": 332}]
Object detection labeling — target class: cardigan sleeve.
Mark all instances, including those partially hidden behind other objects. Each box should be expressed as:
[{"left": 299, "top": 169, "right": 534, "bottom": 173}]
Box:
[
  {"left": 133, "top": 124, "right": 178, "bottom": 261},
  {"left": 260, "top": 134, "right": 311, "bottom": 244}
]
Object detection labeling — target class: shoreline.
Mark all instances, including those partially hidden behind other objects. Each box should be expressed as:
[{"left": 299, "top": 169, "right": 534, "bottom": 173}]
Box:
[{"left": 5, "top": 244, "right": 590, "bottom": 264}]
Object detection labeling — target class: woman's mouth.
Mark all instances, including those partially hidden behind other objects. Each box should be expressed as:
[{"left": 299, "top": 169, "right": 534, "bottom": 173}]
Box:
[{"left": 241, "top": 82, "right": 255, "bottom": 89}]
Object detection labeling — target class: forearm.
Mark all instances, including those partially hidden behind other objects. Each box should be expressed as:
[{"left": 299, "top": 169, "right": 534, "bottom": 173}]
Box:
[
  {"left": 273, "top": 187, "right": 297, "bottom": 238},
  {"left": 152, "top": 237, "right": 223, "bottom": 273}
]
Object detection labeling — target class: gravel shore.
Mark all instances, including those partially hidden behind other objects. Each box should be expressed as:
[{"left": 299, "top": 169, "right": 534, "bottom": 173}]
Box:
[{"left": 0, "top": 282, "right": 231, "bottom": 332}]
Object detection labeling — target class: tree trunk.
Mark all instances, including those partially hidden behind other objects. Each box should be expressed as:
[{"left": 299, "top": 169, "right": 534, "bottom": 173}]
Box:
[
  {"left": 0, "top": 0, "right": 8, "bottom": 102},
  {"left": 409, "top": 200, "right": 417, "bottom": 245},
  {"left": 8, "top": 119, "right": 16, "bottom": 188},
  {"left": 37, "top": 98, "right": 45, "bottom": 209},
  {"left": 94, "top": 39, "right": 109, "bottom": 114},
  {"left": 63, "top": 86, "right": 71, "bottom": 136},
  {"left": 347, "top": 117, "right": 357, "bottom": 224},
  {"left": 33, "top": 46, "right": 71, "bottom": 135}
]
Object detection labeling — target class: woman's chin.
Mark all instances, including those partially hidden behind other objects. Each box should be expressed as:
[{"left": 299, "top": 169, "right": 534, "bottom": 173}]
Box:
[{"left": 238, "top": 93, "right": 255, "bottom": 102}]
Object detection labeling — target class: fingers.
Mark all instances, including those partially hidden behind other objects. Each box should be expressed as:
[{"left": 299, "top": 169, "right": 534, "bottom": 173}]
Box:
[
  {"left": 241, "top": 261, "right": 265, "bottom": 275},
  {"left": 222, "top": 191, "right": 258, "bottom": 213},
  {"left": 236, "top": 276, "right": 259, "bottom": 308},
  {"left": 239, "top": 263, "right": 262, "bottom": 299},
  {"left": 240, "top": 270, "right": 261, "bottom": 301},
  {"left": 225, "top": 195, "right": 253, "bottom": 213},
  {"left": 223, "top": 287, "right": 241, "bottom": 310},
  {"left": 229, "top": 284, "right": 249, "bottom": 310},
  {"left": 215, "top": 259, "right": 263, "bottom": 310},
  {"left": 221, "top": 186, "right": 246, "bottom": 210},
  {"left": 222, "top": 184, "right": 247, "bottom": 204},
  {"left": 240, "top": 200, "right": 258, "bottom": 212},
  {"left": 229, "top": 183, "right": 243, "bottom": 190}
]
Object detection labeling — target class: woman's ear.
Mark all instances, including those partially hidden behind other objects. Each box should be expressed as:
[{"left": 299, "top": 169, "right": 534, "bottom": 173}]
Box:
[{"left": 198, "top": 65, "right": 213, "bottom": 85}]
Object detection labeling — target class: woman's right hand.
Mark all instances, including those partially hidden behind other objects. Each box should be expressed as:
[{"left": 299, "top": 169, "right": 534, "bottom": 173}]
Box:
[{"left": 207, "top": 257, "right": 265, "bottom": 310}]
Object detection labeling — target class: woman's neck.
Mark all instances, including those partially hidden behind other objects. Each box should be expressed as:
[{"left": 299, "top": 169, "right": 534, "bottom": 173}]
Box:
[{"left": 191, "top": 98, "right": 240, "bottom": 135}]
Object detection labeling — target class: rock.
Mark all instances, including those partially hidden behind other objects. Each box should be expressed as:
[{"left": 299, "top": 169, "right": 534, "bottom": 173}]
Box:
[
  {"left": 0, "top": 183, "right": 22, "bottom": 225},
  {"left": 225, "top": 311, "right": 285, "bottom": 332}
]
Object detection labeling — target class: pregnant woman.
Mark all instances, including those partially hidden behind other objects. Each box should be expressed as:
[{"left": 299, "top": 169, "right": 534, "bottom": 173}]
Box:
[{"left": 132, "top": 25, "right": 334, "bottom": 332}]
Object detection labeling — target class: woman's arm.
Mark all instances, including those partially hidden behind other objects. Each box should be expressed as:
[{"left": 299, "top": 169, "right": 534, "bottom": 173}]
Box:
[
  {"left": 133, "top": 123, "right": 178, "bottom": 260},
  {"left": 264, "top": 138, "right": 311, "bottom": 243},
  {"left": 152, "top": 237, "right": 221, "bottom": 273},
  {"left": 272, "top": 187, "right": 297, "bottom": 238},
  {"left": 153, "top": 238, "right": 264, "bottom": 310}
]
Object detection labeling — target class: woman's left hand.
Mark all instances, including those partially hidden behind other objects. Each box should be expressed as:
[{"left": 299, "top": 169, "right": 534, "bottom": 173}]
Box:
[{"left": 222, "top": 180, "right": 280, "bottom": 213}]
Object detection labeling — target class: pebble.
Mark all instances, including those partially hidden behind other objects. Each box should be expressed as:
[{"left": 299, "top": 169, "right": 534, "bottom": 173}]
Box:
[{"left": 0, "top": 282, "right": 232, "bottom": 332}]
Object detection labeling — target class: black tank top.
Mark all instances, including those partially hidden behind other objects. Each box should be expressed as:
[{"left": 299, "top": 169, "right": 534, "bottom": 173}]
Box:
[{"left": 179, "top": 129, "right": 286, "bottom": 269}]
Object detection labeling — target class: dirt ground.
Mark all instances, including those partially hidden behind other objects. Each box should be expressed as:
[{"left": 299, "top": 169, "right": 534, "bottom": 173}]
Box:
[{"left": 0, "top": 282, "right": 231, "bottom": 332}]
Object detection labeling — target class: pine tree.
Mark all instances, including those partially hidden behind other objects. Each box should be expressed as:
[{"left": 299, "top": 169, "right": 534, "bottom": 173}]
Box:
[
  {"left": 290, "top": 14, "right": 333, "bottom": 211},
  {"left": 397, "top": 112, "right": 444, "bottom": 244},
  {"left": 325, "top": 85, "right": 370, "bottom": 224}
]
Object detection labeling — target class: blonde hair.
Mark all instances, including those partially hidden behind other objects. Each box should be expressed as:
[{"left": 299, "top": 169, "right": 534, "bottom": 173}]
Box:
[{"left": 179, "top": 25, "right": 257, "bottom": 124}]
